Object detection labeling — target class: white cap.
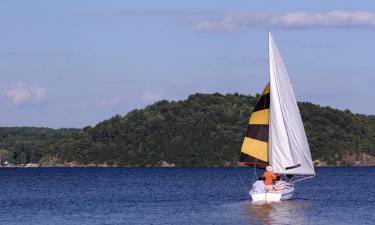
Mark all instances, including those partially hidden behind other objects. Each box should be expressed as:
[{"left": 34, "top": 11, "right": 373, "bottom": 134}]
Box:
[{"left": 266, "top": 166, "right": 273, "bottom": 172}]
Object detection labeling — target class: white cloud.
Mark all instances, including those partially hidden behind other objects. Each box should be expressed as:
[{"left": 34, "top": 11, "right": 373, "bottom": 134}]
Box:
[
  {"left": 273, "top": 11, "right": 375, "bottom": 28},
  {"left": 170, "top": 79, "right": 192, "bottom": 86},
  {"left": 98, "top": 89, "right": 166, "bottom": 109},
  {"left": 194, "top": 11, "right": 375, "bottom": 32},
  {"left": 97, "top": 96, "right": 129, "bottom": 108},
  {"left": 194, "top": 12, "right": 265, "bottom": 32},
  {"left": 141, "top": 90, "right": 165, "bottom": 103},
  {"left": 5, "top": 82, "right": 47, "bottom": 105}
]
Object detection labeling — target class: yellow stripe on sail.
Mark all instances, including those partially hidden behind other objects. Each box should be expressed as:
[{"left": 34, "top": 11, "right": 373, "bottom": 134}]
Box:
[
  {"left": 249, "top": 109, "right": 270, "bottom": 125},
  {"left": 261, "top": 83, "right": 270, "bottom": 95},
  {"left": 241, "top": 137, "right": 268, "bottom": 162}
]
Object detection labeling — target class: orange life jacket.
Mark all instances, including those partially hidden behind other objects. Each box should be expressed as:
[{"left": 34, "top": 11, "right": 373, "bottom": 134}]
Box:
[{"left": 263, "top": 171, "right": 277, "bottom": 185}]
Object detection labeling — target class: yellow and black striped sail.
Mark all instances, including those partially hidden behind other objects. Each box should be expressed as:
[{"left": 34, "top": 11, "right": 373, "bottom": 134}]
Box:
[{"left": 239, "top": 83, "right": 270, "bottom": 168}]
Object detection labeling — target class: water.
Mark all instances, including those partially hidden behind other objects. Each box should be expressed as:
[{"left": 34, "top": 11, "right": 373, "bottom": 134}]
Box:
[{"left": 0, "top": 167, "right": 374, "bottom": 225}]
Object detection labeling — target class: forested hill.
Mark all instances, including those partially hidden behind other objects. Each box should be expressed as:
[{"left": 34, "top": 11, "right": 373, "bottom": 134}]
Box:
[
  {"left": 1, "top": 93, "right": 375, "bottom": 166},
  {"left": 0, "top": 127, "right": 79, "bottom": 164}
]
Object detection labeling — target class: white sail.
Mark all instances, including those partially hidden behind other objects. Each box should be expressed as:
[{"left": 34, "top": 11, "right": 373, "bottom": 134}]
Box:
[{"left": 268, "top": 33, "right": 315, "bottom": 175}]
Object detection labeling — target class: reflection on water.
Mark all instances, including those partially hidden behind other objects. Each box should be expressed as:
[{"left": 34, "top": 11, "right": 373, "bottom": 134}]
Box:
[{"left": 244, "top": 200, "right": 312, "bottom": 225}]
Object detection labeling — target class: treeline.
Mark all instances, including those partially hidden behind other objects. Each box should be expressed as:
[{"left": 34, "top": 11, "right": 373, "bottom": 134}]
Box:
[
  {"left": 1, "top": 93, "right": 375, "bottom": 166},
  {"left": 0, "top": 127, "right": 79, "bottom": 164}
]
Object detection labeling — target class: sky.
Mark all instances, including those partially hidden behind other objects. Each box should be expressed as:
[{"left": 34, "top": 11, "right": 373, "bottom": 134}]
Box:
[{"left": 1, "top": 0, "right": 375, "bottom": 128}]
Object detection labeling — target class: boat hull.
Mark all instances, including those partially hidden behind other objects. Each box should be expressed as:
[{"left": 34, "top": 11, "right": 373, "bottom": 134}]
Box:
[
  {"left": 250, "top": 186, "right": 295, "bottom": 202},
  {"left": 280, "top": 187, "right": 294, "bottom": 200},
  {"left": 250, "top": 192, "right": 282, "bottom": 202}
]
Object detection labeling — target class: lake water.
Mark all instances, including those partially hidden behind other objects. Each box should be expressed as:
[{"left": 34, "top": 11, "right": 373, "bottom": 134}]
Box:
[{"left": 0, "top": 167, "right": 374, "bottom": 225}]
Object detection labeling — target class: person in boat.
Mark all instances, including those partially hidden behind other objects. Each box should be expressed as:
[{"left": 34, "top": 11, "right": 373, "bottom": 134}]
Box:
[
  {"left": 274, "top": 176, "right": 288, "bottom": 190},
  {"left": 252, "top": 177, "right": 266, "bottom": 193},
  {"left": 263, "top": 166, "right": 277, "bottom": 191}
]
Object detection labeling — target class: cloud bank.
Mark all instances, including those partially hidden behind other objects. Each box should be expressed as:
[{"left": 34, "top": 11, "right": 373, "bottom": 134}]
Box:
[
  {"left": 194, "top": 11, "right": 375, "bottom": 32},
  {"left": 4, "top": 83, "right": 47, "bottom": 105}
]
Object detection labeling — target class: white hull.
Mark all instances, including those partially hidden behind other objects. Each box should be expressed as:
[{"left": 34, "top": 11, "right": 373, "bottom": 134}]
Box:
[{"left": 250, "top": 186, "right": 295, "bottom": 202}]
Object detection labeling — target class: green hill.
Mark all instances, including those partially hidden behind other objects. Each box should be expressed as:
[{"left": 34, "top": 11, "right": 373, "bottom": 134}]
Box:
[{"left": 1, "top": 93, "right": 375, "bottom": 166}]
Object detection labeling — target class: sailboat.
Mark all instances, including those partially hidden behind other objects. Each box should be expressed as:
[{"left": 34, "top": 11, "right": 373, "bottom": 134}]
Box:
[{"left": 239, "top": 32, "right": 315, "bottom": 202}]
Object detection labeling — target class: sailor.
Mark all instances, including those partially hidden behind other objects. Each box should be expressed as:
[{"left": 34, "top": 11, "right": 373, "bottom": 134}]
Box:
[
  {"left": 263, "top": 166, "right": 277, "bottom": 191},
  {"left": 252, "top": 177, "right": 266, "bottom": 193},
  {"left": 274, "top": 176, "right": 287, "bottom": 190}
]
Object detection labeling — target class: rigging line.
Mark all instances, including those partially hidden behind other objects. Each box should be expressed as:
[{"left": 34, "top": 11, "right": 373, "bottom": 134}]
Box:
[
  {"left": 291, "top": 175, "right": 315, "bottom": 184},
  {"left": 234, "top": 160, "right": 248, "bottom": 195},
  {"left": 252, "top": 163, "right": 258, "bottom": 184}
]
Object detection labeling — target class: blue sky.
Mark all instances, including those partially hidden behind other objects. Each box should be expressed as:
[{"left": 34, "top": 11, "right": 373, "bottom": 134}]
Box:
[{"left": 1, "top": 0, "right": 375, "bottom": 128}]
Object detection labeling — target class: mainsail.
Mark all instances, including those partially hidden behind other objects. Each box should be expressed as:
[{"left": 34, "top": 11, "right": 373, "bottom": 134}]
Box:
[{"left": 239, "top": 33, "right": 315, "bottom": 176}]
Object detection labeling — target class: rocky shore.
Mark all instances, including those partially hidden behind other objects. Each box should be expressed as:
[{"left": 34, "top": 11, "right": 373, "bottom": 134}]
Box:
[
  {"left": 1, "top": 153, "right": 374, "bottom": 168},
  {"left": 1, "top": 157, "right": 178, "bottom": 168}
]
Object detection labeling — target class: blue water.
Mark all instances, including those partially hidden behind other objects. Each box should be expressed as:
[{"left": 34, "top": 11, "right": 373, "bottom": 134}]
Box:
[{"left": 0, "top": 167, "right": 374, "bottom": 225}]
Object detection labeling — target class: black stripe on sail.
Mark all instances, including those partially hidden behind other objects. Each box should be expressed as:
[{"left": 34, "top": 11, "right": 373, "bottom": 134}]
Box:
[
  {"left": 253, "top": 93, "right": 270, "bottom": 112},
  {"left": 246, "top": 125, "right": 269, "bottom": 142},
  {"left": 238, "top": 153, "right": 268, "bottom": 168},
  {"left": 285, "top": 164, "right": 301, "bottom": 170}
]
